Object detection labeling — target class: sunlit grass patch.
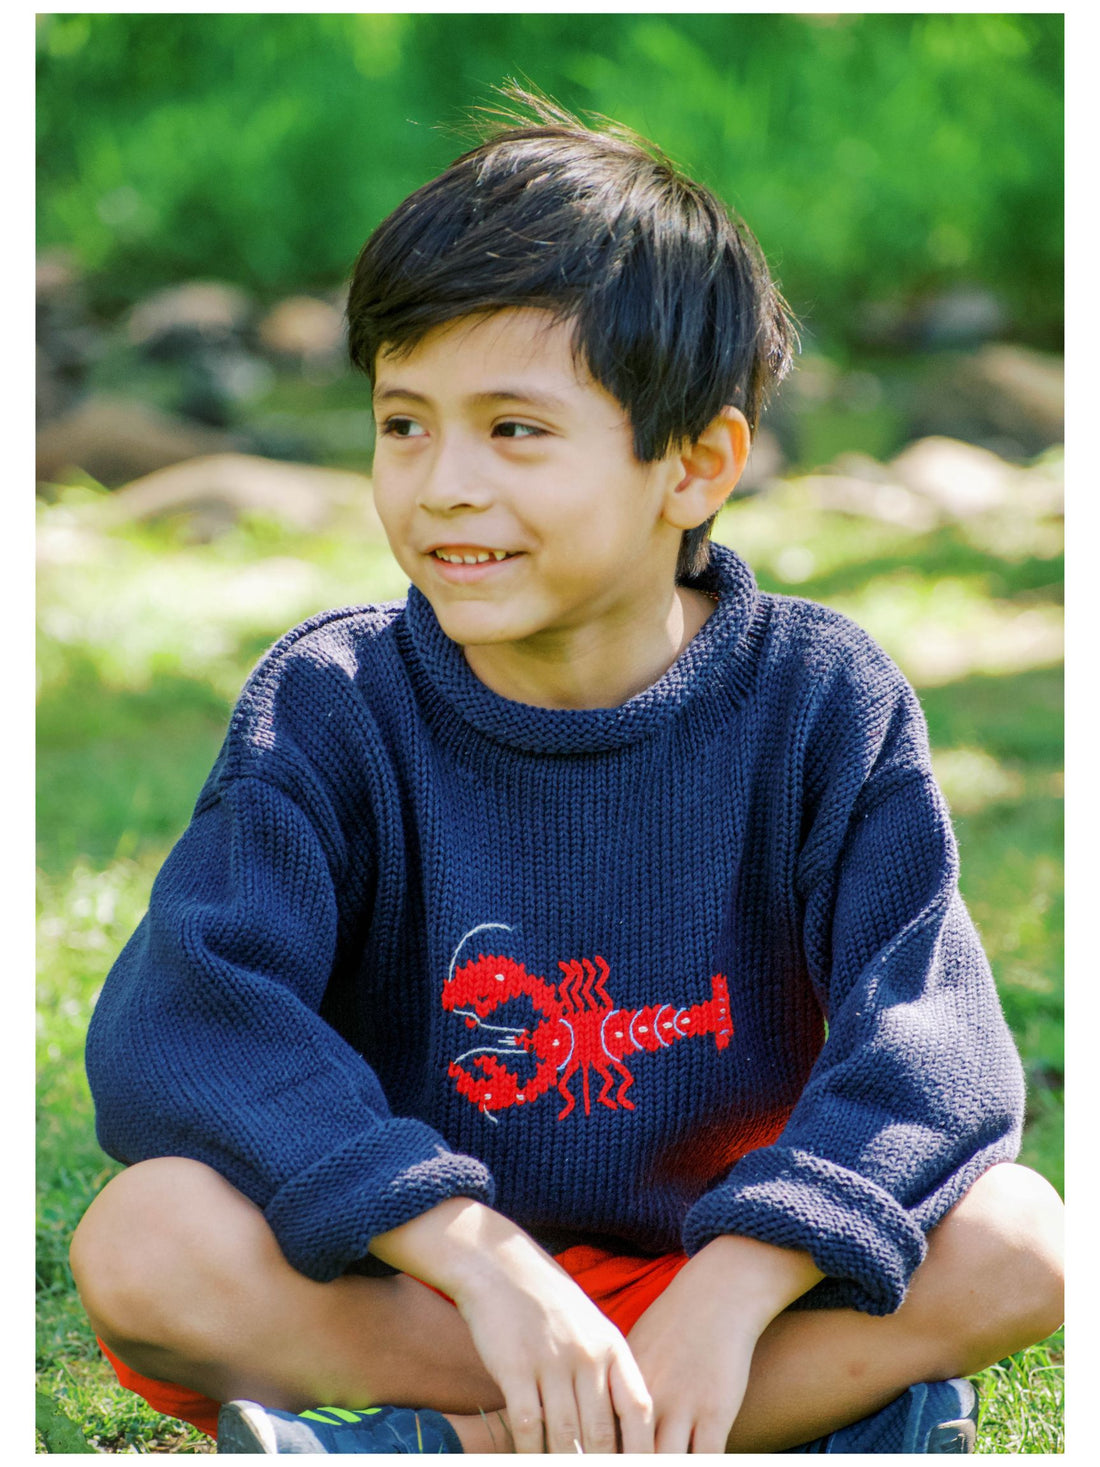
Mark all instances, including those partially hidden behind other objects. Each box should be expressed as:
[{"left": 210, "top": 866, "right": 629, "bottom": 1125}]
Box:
[
  {"left": 714, "top": 478, "right": 920, "bottom": 587},
  {"left": 36, "top": 1372, "right": 214, "bottom": 1455},
  {"left": 931, "top": 746, "right": 1026, "bottom": 814},
  {"left": 38, "top": 492, "right": 408, "bottom": 705},
  {"left": 37, "top": 665, "right": 228, "bottom": 874},
  {"left": 973, "top": 1333, "right": 1064, "bottom": 1454},
  {"left": 36, "top": 856, "right": 160, "bottom": 1269},
  {"left": 817, "top": 573, "right": 1062, "bottom": 685}
]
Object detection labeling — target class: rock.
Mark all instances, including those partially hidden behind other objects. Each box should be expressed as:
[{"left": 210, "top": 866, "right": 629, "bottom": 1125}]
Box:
[
  {"left": 887, "top": 436, "right": 1016, "bottom": 518},
  {"left": 257, "top": 295, "right": 346, "bottom": 369},
  {"left": 125, "top": 282, "right": 272, "bottom": 427},
  {"left": 36, "top": 345, "right": 75, "bottom": 427},
  {"left": 800, "top": 470, "right": 940, "bottom": 533},
  {"left": 36, "top": 250, "right": 103, "bottom": 424},
  {"left": 36, "top": 250, "right": 78, "bottom": 301},
  {"left": 127, "top": 280, "right": 254, "bottom": 354},
  {"left": 966, "top": 344, "right": 1063, "bottom": 441},
  {"left": 99, "top": 452, "right": 382, "bottom": 540},
  {"left": 795, "top": 435, "right": 1064, "bottom": 534},
  {"left": 855, "top": 286, "right": 1010, "bottom": 351},
  {"left": 911, "top": 345, "right": 1063, "bottom": 458},
  {"left": 36, "top": 395, "right": 242, "bottom": 488},
  {"left": 916, "top": 286, "right": 1010, "bottom": 349},
  {"left": 175, "top": 350, "right": 275, "bottom": 427}
]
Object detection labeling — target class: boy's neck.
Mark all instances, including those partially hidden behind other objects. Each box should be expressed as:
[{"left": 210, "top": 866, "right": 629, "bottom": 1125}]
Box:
[{"left": 461, "top": 587, "right": 716, "bottom": 711}]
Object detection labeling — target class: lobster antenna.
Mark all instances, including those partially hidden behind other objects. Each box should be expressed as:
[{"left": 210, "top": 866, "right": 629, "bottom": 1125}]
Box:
[{"left": 447, "top": 922, "right": 515, "bottom": 983}]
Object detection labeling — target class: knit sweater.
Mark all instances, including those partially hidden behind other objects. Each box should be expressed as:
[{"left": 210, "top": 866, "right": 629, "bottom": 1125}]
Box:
[{"left": 85, "top": 544, "right": 1024, "bottom": 1316}]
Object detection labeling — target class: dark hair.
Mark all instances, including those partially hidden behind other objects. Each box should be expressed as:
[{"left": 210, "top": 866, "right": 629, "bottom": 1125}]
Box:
[{"left": 347, "top": 90, "right": 796, "bottom": 577}]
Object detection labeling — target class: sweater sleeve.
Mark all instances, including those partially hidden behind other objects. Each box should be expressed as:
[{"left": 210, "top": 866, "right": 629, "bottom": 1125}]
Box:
[
  {"left": 681, "top": 761, "right": 1025, "bottom": 1315},
  {"left": 85, "top": 774, "right": 494, "bottom": 1282}
]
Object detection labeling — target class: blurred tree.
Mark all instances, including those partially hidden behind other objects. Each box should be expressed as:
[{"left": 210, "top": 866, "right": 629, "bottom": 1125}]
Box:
[{"left": 36, "top": 12, "right": 1062, "bottom": 348}]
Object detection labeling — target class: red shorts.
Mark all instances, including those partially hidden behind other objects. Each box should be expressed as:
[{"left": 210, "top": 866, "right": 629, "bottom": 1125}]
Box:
[{"left": 98, "top": 1243, "right": 689, "bottom": 1439}]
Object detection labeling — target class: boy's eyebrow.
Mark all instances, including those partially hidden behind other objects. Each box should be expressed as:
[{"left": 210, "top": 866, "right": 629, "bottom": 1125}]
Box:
[{"left": 372, "top": 385, "right": 573, "bottom": 413}]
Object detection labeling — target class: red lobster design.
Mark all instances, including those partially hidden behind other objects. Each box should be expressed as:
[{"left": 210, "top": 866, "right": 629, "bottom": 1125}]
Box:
[{"left": 443, "top": 950, "right": 732, "bottom": 1121}]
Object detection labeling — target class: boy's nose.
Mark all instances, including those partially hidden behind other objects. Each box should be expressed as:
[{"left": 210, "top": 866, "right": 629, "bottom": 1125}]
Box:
[{"left": 416, "top": 448, "right": 493, "bottom": 514}]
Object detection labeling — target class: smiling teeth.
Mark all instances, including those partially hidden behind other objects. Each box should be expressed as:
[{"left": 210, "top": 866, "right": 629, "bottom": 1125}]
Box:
[{"left": 434, "top": 550, "right": 510, "bottom": 564}]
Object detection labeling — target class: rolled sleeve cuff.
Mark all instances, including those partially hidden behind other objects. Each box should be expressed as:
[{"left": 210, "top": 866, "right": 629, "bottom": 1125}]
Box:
[
  {"left": 682, "top": 1146, "right": 927, "bottom": 1316},
  {"left": 265, "top": 1119, "right": 495, "bottom": 1281}
]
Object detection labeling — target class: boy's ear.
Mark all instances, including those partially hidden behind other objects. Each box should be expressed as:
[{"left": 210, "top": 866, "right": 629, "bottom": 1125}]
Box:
[{"left": 662, "top": 407, "right": 752, "bottom": 531}]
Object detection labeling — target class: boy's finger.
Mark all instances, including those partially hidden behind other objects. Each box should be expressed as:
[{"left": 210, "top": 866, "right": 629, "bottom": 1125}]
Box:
[
  {"left": 539, "top": 1375, "right": 584, "bottom": 1455},
  {"left": 572, "top": 1368, "right": 620, "bottom": 1455},
  {"left": 653, "top": 1410, "right": 693, "bottom": 1455},
  {"left": 503, "top": 1386, "right": 546, "bottom": 1454},
  {"left": 609, "top": 1354, "right": 656, "bottom": 1454},
  {"left": 688, "top": 1409, "right": 735, "bottom": 1456}
]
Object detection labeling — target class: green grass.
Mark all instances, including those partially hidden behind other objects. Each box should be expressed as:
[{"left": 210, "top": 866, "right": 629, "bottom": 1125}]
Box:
[
  {"left": 36, "top": 466, "right": 1063, "bottom": 1452},
  {"left": 974, "top": 1332, "right": 1065, "bottom": 1455}
]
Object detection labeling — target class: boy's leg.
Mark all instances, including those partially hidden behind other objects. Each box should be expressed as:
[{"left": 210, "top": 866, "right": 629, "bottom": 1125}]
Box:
[
  {"left": 69, "top": 1157, "right": 505, "bottom": 1421},
  {"left": 715, "top": 1161, "right": 1064, "bottom": 1452},
  {"left": 71, "top": 1157, "right": 1062, "bottom": 1452}
]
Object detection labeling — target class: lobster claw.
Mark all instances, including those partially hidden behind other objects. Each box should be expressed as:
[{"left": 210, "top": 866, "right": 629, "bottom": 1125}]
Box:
[
  {"left": 443, "top": 954, "right": 563, "bottom": 1021},
  {"left": 447, "top": 1050, "right": 558, "bottom": 1114}
]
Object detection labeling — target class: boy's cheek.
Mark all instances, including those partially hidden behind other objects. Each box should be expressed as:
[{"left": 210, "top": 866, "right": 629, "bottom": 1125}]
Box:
[
  {"left": 371, "top": 493, "right": 410, "bottom": 558},
  {"left": 390, "top": 540, "right": 427, "bottom": 587}
]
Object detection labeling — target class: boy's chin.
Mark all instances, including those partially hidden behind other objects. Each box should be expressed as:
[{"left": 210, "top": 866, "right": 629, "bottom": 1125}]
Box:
[{"left": 427, "top": 602, "right": 526, "bottom": 649}]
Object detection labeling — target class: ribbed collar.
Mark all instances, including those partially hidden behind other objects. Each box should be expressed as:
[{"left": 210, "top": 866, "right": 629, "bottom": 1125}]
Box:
[{"left": 400, "top": 543, "right": 763, "bottom": 754}]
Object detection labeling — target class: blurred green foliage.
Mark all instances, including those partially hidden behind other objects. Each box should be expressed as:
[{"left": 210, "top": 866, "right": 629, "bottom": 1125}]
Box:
[{"left": 36, "top": 12, "right": 1062, "bottom": 347}]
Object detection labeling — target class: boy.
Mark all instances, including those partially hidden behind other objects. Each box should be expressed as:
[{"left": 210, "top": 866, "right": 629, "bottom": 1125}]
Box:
[{"left": 70, "top": 97, "right": 1063, "bottom": 1454}]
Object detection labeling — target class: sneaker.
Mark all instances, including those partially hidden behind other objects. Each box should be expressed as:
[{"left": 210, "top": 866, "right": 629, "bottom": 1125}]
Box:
[
  {"left": 216, "top": 1400, "right": 464, "bottom": 1454},
  {"left": 784, "top": 1378, "right": 978, "bottom": 1453}
]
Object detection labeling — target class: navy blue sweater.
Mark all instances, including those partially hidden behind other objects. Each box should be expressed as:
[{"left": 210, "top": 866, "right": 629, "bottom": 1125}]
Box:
[{"left": 86, "top": 545, "right": 1024, "bottom": 1315}]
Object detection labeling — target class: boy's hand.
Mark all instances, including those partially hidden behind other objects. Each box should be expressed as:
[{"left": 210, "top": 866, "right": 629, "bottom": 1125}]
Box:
[
  {"left": 453, "top": 1232, "right": 655, "bottom": 1453},
  {"left": 626, "top": 1234, "right": 822, "bottom": 1453},
  {"left": 371, "top": 1199, "right": 654, "bottom": 1453}
]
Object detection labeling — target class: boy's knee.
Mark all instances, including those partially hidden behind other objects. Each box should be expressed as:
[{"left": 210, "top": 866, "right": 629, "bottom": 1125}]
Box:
[
  {"left": 988, "top": 1162, "right": 1063, "bottom": 1333},
  {"left": 929, "top": 1162, "right": 1064, "bottom": 1372},
  {"left": 70, "top": 1157, "right": 267, "bottom": 1351},
  {"left": 967, "top": 1162, "right": 1063, "bottom": 1312}
]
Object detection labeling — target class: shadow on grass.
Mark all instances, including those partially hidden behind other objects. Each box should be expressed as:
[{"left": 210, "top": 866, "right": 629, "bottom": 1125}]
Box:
[
  {"left": 918, "top": 663, "right": 1061, "bottom": 1191},
  {"left": 37, "top": 649, "right": 231, "bottom": 875},
  {"left": 918, "top": 664, "right": 1062, "bottom": 763}
]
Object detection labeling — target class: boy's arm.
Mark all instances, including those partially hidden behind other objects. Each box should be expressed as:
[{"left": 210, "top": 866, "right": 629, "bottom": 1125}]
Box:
[
  {"left": 629, "top": 738, "right": 1021, "bottom": 1449},
  {"left": 626, "top": 1232, "right": 822, "bottom": 1452},
  {"left": 682, "top": 766, "right": 1025, "bottom": 1316},
  {"left": 372, "top": 1199, "right": 655, "bottom": 1453},
  {"left": 86, "top": 775, "right": 494, "bottom": 1284}
]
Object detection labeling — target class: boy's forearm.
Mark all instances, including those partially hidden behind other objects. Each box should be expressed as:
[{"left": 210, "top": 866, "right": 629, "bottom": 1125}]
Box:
[
  {"left": 370, "top": 1197, "right": 554, "bottom": 1305},
  {"left": 371, "top": 1198, "right": 657, "bottom": 1454},
  {"left": 622, "top": 1232, "right": 826, "bottom": 1451},
  {"left": 687, "top": 1232, "right": 824, "bottom": 1333},
  {"left": 372, "top": 1203, "right": 824, "bottom": 1327}
]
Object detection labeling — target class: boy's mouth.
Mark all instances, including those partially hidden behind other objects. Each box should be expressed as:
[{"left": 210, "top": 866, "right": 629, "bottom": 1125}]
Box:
[{"left": 430, "top": 547, "right": 518, "bottom": 565}]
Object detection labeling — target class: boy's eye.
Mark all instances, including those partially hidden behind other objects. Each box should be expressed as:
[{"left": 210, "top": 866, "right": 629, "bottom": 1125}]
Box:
[
  {"left": 494, "top": 421, "right": 547, "bottom": 439},
  {"left": 379, "top": 416, "right": 427, "bottom": 438}
]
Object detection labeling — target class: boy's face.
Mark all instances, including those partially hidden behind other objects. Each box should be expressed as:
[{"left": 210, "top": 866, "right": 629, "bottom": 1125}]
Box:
[{"left": 370, "top": 309, "right": 686, "bottom": 664}]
